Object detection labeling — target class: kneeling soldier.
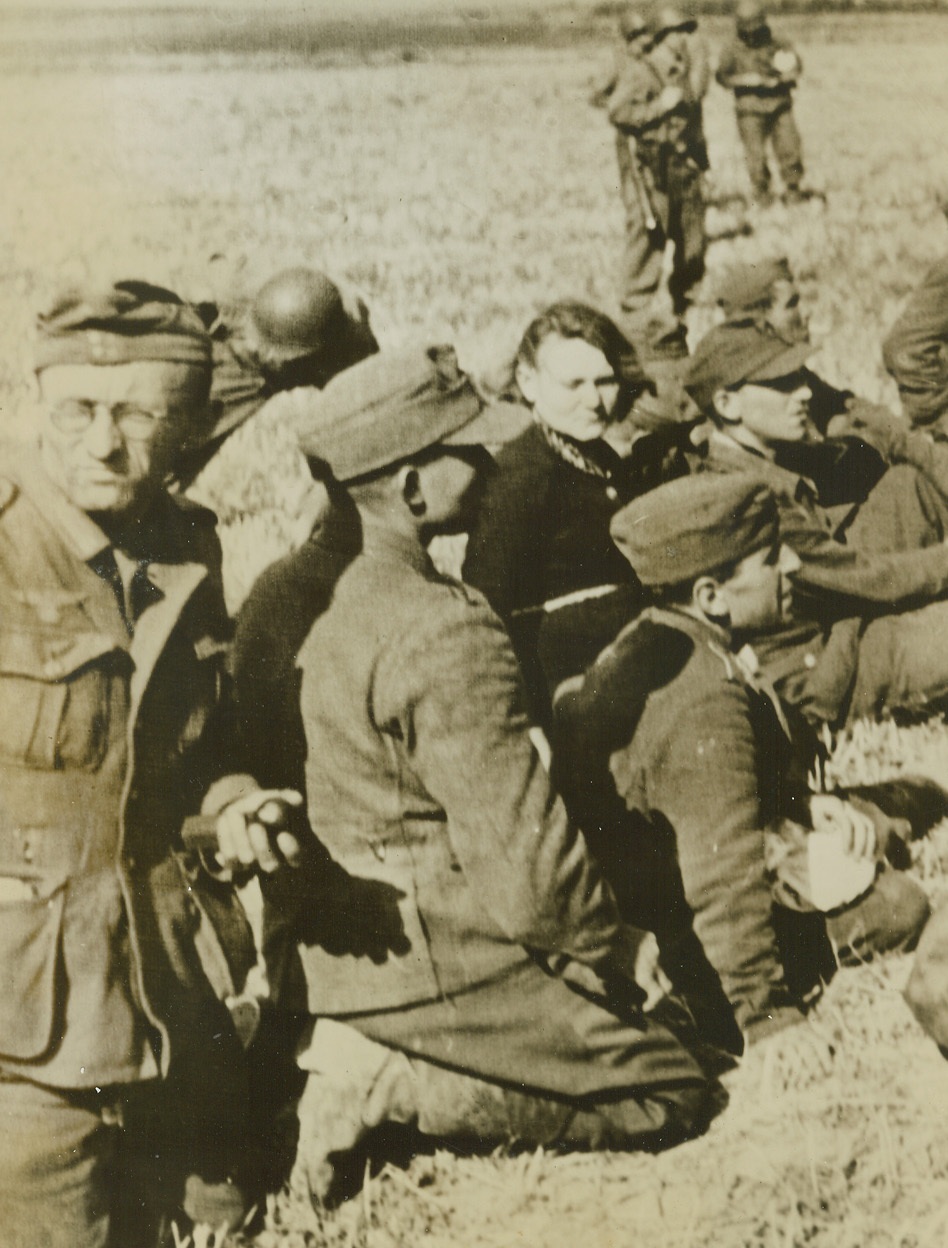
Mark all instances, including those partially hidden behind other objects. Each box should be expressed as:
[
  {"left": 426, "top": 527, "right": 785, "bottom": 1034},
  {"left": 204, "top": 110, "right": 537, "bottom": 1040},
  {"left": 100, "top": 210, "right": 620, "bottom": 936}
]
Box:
[{"left": 242, "top": 345, "right": 719, "bottom": 1204}]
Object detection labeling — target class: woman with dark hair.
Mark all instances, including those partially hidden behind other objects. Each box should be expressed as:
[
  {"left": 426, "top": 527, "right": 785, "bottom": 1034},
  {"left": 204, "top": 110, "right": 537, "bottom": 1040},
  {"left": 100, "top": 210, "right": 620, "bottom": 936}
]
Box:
[{"left": 463, "top": 300, "right": 691, "bottom": 721}]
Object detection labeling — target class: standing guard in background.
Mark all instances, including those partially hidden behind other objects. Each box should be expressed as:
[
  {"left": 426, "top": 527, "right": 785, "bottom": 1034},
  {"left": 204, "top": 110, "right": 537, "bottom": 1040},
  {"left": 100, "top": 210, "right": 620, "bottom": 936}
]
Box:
[
  {"left": 716, "top": 0, "right": 806, "bottom": 207},
  {"left": 175, "top": 265, "right": 378, "bottom": 488},
  {"left": 0, "top": 281, "right": 299, "bottom": 1247},
  {"left": 593, "top": 4, "right": 708, "bottom": 336}
]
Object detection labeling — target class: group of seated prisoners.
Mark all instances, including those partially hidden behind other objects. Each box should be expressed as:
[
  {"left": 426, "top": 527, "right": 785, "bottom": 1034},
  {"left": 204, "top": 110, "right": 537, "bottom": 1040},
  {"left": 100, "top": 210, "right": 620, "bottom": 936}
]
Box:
[{"left": 2, "top": 238, "right": 948, "bottom": 1247}]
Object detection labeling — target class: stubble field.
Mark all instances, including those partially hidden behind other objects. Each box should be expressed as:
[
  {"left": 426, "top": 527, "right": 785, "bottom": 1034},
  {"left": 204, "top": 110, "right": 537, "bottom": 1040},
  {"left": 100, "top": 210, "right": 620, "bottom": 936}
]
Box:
[{"left": 2, "top": 8, "right": 948, "bottom": 1247}]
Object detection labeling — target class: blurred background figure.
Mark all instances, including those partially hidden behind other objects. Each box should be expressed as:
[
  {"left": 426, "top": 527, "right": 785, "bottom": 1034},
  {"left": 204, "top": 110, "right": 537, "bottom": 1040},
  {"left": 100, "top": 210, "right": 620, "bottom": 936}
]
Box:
[
  {"left": 715, "top": 0, "right": 806, "bottom": 207},
  {"left": 713, "top": 256, "right": 807, "bottom": 342},
  {"left": 592, "top": 4, "right": 708, "bottom": 345},
  {"left": 176, "top": 265, "right": 378, "bottom": 487}
]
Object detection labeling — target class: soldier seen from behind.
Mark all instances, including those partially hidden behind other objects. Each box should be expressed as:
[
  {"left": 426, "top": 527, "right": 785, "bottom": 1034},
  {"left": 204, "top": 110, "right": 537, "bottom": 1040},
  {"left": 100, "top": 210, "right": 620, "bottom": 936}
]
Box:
[
  {"left": 882, "top": 203, "right": 948, "bottom": 439},
  {"left": 176, "top": 265, "right": 378, "bottom": 488},
  {"left": 231, "top": 344, "right": 720, "bottom": 1205}
]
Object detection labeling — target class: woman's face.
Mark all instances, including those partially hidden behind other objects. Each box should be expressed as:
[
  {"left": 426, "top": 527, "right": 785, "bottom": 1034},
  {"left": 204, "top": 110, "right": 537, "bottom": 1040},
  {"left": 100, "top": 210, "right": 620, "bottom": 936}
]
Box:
[{"left": 516, "top": 335, "right": 620, "bottom": 442}]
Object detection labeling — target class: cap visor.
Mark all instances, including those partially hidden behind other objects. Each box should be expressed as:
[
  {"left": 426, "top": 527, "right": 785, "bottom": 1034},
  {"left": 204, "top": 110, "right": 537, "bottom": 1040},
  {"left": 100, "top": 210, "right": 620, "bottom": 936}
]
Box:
[{"left": 747, "top": 341, "right": 812, "bottom": 383}]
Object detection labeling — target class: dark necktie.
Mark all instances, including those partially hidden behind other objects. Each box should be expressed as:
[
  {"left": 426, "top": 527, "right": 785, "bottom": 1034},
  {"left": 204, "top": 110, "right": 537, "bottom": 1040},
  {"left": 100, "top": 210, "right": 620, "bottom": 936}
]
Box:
[{"left": 88, "top": 549, "right": 157, "bottom": 636}]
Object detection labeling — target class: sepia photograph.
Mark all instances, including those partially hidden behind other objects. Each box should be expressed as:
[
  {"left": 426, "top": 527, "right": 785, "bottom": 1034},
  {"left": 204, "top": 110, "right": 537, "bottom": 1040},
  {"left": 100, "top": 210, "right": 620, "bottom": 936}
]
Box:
[{"left": 1, "top": 0, "right": 948, "bottom": 1244}]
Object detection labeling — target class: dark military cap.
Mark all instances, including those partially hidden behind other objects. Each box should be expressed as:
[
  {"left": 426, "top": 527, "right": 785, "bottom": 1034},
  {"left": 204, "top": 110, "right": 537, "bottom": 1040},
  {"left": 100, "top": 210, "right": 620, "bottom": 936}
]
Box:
[
  {"left": 34, "top": 280, "right": 211, "bottom": 372},
  {"left": 714, "top": 257, "right": 794, "bottom": 318},
  {"left": 685, "top": 322, "right": 812, "bottom": 414},
  {"left": 298, "top": 344, "right": 484, "bottom": 483},
  {"left": 610, "top": 473, "right": 778, "bottom": 587}
]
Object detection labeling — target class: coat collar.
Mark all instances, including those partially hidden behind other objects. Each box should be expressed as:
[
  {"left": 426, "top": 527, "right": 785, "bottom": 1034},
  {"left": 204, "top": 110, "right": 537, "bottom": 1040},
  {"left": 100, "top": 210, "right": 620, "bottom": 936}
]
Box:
[
  {"left": 360, "top": 514, "right": 434, "bottom": 577},
  {"left": 704, "top": 429, "right": 818, "bottom": 505}
]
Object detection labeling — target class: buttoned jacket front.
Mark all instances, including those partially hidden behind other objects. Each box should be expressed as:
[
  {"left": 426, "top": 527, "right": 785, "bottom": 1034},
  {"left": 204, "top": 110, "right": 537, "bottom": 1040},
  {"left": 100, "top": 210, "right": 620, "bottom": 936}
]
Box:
[{"left": 0, "top": 447, "right": 236, "bottom": 1088}]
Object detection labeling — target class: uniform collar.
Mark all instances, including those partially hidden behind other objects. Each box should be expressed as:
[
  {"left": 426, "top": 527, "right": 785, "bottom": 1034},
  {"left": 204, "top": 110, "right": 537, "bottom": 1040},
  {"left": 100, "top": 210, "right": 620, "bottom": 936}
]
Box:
[
  {"left": 359, "top": 514, "right": 434, "bottom": 576},
  {"left": 706, "top": 429, "right": 818, "bottom": 504}
]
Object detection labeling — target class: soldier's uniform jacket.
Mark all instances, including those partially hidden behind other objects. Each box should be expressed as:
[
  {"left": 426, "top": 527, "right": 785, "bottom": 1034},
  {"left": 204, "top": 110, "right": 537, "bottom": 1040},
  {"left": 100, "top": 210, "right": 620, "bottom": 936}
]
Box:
[
  {"left": 882, "top": 255, "right": 948, "bottom": 431},
  {"left": 266, "top": 518, "right": 629, "bottom": 1023},
  {"left": 715, "top": 32, "right": 801, "bottom": 115},
  {"left": 0, "top": 446, "right": 243, "bottom": 1089},
  {"left": 594, "top": 607, "right": 810, "bottom": 1039},
  {"left": 606, "top": 49, "right": 708, "bottom": 174}
]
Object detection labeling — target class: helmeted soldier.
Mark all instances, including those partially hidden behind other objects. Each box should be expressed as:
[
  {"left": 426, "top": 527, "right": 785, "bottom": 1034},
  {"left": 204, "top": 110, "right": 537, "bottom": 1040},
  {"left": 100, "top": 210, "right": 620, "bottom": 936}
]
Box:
[
  {"left": 176, "top": 265, "right": 378, "bottom": 487},
  {"left": 715, "top": 0, "right": 806, "bottom": 206},
  {"left": 596, "top": 2, "right": 709, "bottom": 333}
]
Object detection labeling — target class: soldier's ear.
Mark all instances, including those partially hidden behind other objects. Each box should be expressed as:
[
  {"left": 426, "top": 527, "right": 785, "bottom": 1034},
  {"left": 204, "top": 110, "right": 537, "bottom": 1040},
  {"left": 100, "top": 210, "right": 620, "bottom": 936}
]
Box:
[
  {"left": 398, "top": 465, "right": 427, "bottom": 517},
  {"left": 693, "top": 574, "right": 727, "bottom": 622},
  {"left": 713, "top": 387, "right": 741, "bottom": 424}
]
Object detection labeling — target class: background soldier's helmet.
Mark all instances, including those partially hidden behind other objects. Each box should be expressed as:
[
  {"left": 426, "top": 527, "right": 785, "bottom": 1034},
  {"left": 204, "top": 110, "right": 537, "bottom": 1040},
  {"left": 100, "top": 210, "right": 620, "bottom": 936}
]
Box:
[
  {"left": 249, "top": 267, "right": 345, "bottom": 361},
  {"left": 619, "top": 6, "right": 649, "bottom": 40},
  {"left": 646, "top": 3, "right": 698, "bottom": 38},
  {"left": 735, "top": 0, "right": 768, "bottom": 34}
]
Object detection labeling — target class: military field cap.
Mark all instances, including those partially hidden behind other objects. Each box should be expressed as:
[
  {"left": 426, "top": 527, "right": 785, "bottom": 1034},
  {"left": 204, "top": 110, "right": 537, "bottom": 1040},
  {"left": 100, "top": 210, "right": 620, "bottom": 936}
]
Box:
[
  {"left": 714, "top": 257, "right": 794, "bottom": 317},
  {"left": 298, "top": 344, "right": 484, "bottom": 483},
  {"left": 611, "top": 473, "right": 779, "bottom": 587},
  {"left": 685, "top": 322, "right": 812, "bottom": 414},
  {"left": 250, "top": 267, "right": 344, "bottom": 356},
  {"left": 735, "top": 0, "right": 768, "bottom": 32},
  {"left": 34, "top": 280, "right": 211, "bottom": 371},
  {"left": 647, "top": 2, "right": 697, "bottom": 36}
]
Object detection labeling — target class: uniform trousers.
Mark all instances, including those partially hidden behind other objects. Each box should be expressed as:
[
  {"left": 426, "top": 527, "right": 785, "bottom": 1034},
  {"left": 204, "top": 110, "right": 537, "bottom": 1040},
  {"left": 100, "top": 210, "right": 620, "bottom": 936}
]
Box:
[
  {"left": 291, "top": 960, "right": 718, "bottom": 1203},
  {"left": 618, "top": 137, "right": 706, "bottom": 320},
  {"left": 0, "top": 1035, "right": 253, "bottom": 1248},
  {"left": 736, "top": 105, "right": 803, "bottom": 200}
]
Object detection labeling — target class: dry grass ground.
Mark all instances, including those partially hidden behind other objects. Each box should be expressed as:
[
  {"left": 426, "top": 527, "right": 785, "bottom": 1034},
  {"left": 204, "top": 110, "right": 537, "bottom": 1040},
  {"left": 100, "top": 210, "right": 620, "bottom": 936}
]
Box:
[{"left": 2, "top": 10, "right": 948, "bottom": 1246}]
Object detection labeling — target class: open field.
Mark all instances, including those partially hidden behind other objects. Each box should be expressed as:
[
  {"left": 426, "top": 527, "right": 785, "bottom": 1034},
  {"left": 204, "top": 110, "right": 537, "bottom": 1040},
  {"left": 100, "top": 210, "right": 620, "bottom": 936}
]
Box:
[{"left": 2, "top": 8, "right": 948, "bottom": 1247}]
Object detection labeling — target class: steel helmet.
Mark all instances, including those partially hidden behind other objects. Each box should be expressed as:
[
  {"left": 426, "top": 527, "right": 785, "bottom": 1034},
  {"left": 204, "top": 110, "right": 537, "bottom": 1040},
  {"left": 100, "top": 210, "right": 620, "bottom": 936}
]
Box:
[
  {"left": 735, "top": 0, "right": 768, "bottom": 34},
  {"left": 647, "top": 3, "right": 698, "bottom": 37},
  {"left": 249, "top": 267, "right": 344, "bottom": 358}
]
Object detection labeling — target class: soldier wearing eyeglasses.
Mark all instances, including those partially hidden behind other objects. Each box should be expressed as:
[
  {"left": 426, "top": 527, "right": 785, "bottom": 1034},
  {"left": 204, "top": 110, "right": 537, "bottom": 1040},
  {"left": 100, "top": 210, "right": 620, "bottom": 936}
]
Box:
[{"left": 0, "top": 281, "right": 300, "bottom": 1248}]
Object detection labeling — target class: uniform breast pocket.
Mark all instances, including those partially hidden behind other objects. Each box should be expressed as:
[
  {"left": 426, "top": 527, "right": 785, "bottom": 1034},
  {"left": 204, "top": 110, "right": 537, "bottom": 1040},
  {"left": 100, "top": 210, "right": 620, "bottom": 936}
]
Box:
[{"left": 0, "top": 628, "right": 122, "bottom": 772}]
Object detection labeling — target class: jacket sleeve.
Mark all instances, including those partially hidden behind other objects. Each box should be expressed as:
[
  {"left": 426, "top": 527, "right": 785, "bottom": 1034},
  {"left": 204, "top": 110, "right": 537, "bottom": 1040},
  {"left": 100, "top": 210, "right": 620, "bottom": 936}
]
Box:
[
  {"left": 607, "top": 61, "right": 679, "bottom": 134},
  {"left": 882, "top": 257, "right": 948, "bottom": 427},
  {"left": 374, "top": 592, "right": 630, "bottom": 976},
  {"left": 778, "top": 495, "right": 948, "bottom": 608},
  {"left": 632, "top": 675, "right": 803, "bottom": 1039},
  {"left": 792, "top": 526, "right": 948, "bottom": 608}
]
